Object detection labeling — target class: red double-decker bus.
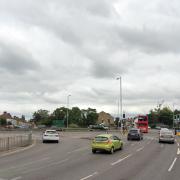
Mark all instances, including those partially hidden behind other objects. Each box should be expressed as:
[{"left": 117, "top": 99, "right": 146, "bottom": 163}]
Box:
[{"left": 135, "top": 115, "right": 148, "bottom": 133}]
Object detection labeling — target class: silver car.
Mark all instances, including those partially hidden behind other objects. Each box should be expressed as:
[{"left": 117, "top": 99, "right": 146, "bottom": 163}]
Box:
[{"left": 159, "top": 129, "right": 175, "bottom": 144}]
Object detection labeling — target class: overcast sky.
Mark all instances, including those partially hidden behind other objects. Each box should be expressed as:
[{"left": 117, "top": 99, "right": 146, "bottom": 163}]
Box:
[{"left": 0, "top": 0, "right": 180, "bottom": 119}]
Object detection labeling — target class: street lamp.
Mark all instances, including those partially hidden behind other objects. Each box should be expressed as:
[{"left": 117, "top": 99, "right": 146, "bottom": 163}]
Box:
[
  {"left": 67, "top": 94, "right": 71, "bottom": 129},
  {"left": 116, "top": 76, "right": 122, "bottom": 132}
]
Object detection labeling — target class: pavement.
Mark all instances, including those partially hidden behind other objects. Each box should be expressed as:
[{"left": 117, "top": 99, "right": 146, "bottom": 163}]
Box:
[{"left": 0, "top": 130, "right": 179, "bottom": 180}]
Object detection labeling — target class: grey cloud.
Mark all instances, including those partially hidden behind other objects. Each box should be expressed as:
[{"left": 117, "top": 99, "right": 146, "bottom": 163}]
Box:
[
  {"left": 114, "top": 25, "right": 180, "bottom": 54},
  {"left": 0, "top": 43, "right": 40, "bottom": 74},
  {"left": 91, "top": 61, "right": 126, "bottom": 78}
]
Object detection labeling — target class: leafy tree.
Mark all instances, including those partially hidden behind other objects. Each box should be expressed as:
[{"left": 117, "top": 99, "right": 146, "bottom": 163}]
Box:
[
  {"left": 148, "top": 106, "right": 173, "bottom": 127},
  {"left": 69, "top": 107, "right": 82, "bottom": 125},
  {"left": 0, "top": 117, "right": 7, "bottom": 126},
  {"left": 81, "top": 108, "right": 98, "bottom": 127},
  {"left": 53, "top": 107, "right": 67, "bottom": 120},
  {"left": 32, "top": 109, "right": 49, "bottom": 124}
]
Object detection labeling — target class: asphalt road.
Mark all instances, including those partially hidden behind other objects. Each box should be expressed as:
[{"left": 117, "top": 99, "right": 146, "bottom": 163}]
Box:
[{"left": 0, "top": 130, "right": 179, "bottom": 180}]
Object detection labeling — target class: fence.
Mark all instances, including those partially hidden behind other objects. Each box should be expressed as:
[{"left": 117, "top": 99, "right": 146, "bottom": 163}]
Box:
[{"left": 0, "top": 133, "right": 32, "bottom": 152}]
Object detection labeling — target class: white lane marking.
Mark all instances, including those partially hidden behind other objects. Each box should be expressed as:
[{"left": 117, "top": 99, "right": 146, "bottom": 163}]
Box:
[
  {"left": 0, "top": 157, "right": 50, "bottom": 173},
  {"left": 0, "top": 140, "right": 36, "bottom": 158},
  {"left": 131, "top": 144, "right": 135, "bottom": 146},
  {"left": 67, "top": 147, "right": 88, "bottom": 154},
  {"left": 168, "top": 157, "right": 177, "bottom": 172},
  {"left": 111, "top": 154, "right": 132, "bottom": 166},
  {"left": 177, "top": 143, "right": 179, "bottom": 147},
  {"left": 160, "top": 144, "right": 164, "bottom": 148},
  {"left": 147, "top": 141, "right": 151, "bottom": 144},
  {"left": 80, "top": 172, "right": 98, "bottom": 180},
  {"left": 23, "top": 158, "right": 69, "bottom": 174},
  {"left": 11, "top": 176, "right": 22, "bottom": 180},
  {"left": 177, "top": 148, "right": 180, "bottom": 155},
  {"left": 136, "top": 147, "right": 144, "bottom": 152},
  {"left": 49, "top": 158, "right": 69, "bottom": 166}
]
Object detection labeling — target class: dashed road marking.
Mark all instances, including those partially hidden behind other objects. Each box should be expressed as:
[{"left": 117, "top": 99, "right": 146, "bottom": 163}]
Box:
[
  {"left": 177, "top": 148, "right": 180, "bottom": 155},
  {"left": 80, "top": 172, "right": 98, "bottom": 180},
  {"left": 136, "top": 147, "right": 144, "bottom": 152},
  {"left": 160, "top": 144, "right": 164, "bottom": 148},
  {"left": 11, "top": 176, "right": 22, "bottom": 180},
  {"left": 177, "top": 143, "right": 179, "bottom": 147},
  {"left": 168, "top": 157, "right": 177, "bottom": 172},
  {"left": 67, "top": 147, "right": 89, "bottom": 154},
  {"left": 131, "top": 144, "right": 135, "bottom": 146},
  {"left": 111, "top": 154, "right": 132, "bottom": 166},
  {"left": 23, "top": 158, "right": 69, "bottom": 174}
]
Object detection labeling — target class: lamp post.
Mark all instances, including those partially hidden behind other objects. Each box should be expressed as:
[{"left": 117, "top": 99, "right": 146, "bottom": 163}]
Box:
[
  {"left": 66, "top": 94, "right": 71, "bottom": 129},
  {"left": 173, "top": 103, "right": 175, "bottom": 130},
  {"left": 116, "top": 76, "right": 122, "bottom": 132}
]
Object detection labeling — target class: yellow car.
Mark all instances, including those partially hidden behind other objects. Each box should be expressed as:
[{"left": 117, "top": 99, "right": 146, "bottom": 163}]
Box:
[{"left": 91, "top": 134, "right": 123, "bottom": 154}]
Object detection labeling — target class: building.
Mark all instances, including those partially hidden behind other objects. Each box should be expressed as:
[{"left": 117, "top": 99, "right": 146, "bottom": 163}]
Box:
[
  {"left": 97, "top": 111, "right": 114, "bottom": 126},
  {"left": 0, "top": 111, "right": 12, "bottom": 119}
]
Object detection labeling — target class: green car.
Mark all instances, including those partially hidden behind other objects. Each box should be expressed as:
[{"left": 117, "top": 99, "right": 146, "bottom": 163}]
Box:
[{"left": 91, "top": 134, "right": 123, "bottom": 154}]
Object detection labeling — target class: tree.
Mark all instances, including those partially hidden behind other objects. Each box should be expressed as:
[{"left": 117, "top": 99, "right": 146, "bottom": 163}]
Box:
[
  {"left": 69, "top": 107, "right": 82, "bottom": 125},
  {"left": 53, "top": 107, "right": 67, "bottom": 120},
  {"left": 148, "top": 106, "right": 173, "bottom": 127},
  {"left": 0, "top": 117, "right": 7, "bottom": 126},
  {"left": 81, "top": 108, "right": 98, "bottom": 127},
  {"left": 32, "top": 109, "right": 49, "bottom": 125}
]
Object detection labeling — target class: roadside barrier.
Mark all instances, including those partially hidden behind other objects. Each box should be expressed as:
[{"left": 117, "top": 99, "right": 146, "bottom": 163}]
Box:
[{"left": 0, "top": 133, "right": 32, "bottom": 152}]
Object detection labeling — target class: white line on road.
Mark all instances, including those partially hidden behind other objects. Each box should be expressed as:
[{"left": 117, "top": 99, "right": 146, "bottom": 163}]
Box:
[
  {"left": 168, "top": 157, "right": 177, "bottom": 172},
  {"left": 111, "top": 154, "right": 132, "bottom": 166},
  {"left": 0, "top": 157, "right": 50, "bottom": 173},
  {"left": 131, "top": 144, "right": 135, "bottom": 146},
  {"left": 11, "top": 176, "right": 22, "bottom": 180},
  {"left": 67, "top": 147, "right": 89, "bottom": 154},
  {"left": 80, "top": 172, "right": 98, "bottom": 180},
  {"left": 23, "top": 158, "right": 69, "bottom": 174},
  {"left": 160, "top": 144, "right": 164, "bottom": 148},
  {"left": 177, "top": 148, "right": 180, "bottom": 155},
  {"left": 136, "top": 147, "right": 144, "bottom": 152},
  {"left": 177, "top": 143, "right": 179, "bottom": 147}
]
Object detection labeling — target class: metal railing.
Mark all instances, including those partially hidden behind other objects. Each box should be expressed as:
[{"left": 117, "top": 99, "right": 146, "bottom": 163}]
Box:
[{"left": 0, "top": 133, "right": 32, "bottom": 152}]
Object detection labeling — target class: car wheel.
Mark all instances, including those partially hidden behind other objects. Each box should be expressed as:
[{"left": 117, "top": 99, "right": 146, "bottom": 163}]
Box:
[
  {"left": 110, "top": 147, "right": 114, "bottom": 154},
  {"left": 120, "top": 144, "right": 123, "bottom": 150},
  {"left": 43, "top": 140, "right": 45, "bottom": 143},
  {"left": 159, "top": 140, "right": 161, "bottom": 143},
  {"left": 56, "top": 140, "right": 59, "bottom": 143},
  {"left": 127, "top": 138, "right": 130, "bottom": 141},
  {"left": 92, "top": 149, "right": 96, "bottom": 154}
]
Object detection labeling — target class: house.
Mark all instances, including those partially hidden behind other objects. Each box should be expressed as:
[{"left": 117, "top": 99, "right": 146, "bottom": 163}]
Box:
[{"left": 97, "top": 111, "right": 114, "bottom": 127}]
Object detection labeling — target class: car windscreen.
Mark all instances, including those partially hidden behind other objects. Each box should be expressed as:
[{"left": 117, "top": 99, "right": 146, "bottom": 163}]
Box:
[
  {"left": 161, "top": 131, "right": 173, "bottom": 135},
  {"left": 95, "top": 136, "right": 108, "bottom": 141},
  {"left": 129, "top": 130, "right": 138, "bottom": 133}
]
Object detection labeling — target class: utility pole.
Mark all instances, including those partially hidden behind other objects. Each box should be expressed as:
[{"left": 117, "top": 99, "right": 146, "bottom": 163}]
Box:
[{"left": 66, "top": 95, "right": 71, "bottom": 129}]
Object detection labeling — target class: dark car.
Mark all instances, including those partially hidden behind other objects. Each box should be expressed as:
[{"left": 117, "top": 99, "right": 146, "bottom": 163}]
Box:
[{"left": 127, "top": 128, "right": 143, "bottom": 141}]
